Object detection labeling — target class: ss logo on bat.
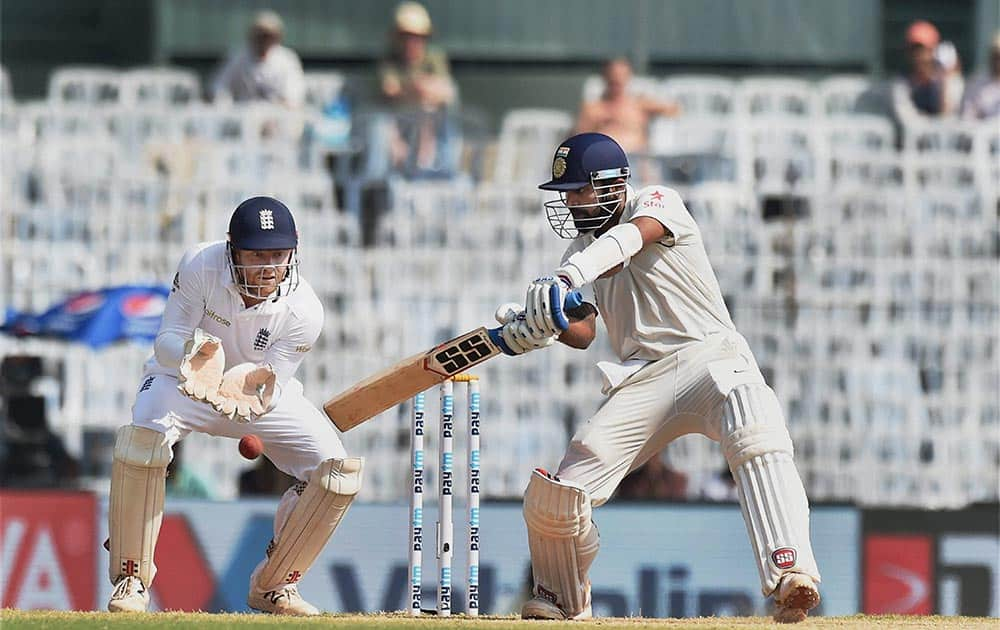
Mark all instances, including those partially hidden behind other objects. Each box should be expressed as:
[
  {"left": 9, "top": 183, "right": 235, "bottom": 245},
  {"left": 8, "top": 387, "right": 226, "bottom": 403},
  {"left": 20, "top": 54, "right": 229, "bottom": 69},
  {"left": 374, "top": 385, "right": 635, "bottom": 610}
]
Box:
[{"left": 435, "top": 334, "right": 493, "bottom": 374}]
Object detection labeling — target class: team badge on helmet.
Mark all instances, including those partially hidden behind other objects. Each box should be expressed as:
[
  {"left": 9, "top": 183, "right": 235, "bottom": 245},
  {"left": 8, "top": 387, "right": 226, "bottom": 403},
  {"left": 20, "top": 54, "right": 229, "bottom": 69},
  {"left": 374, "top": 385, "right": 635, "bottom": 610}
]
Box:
[{"left": 552, "top": 157, "right": 567, "bottom": 178}]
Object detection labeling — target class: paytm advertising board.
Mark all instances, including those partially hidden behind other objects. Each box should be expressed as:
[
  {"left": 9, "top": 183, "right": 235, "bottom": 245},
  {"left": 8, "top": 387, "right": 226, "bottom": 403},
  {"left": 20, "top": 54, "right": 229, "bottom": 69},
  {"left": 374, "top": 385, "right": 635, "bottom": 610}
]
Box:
[{"left": 90, "top": 500, "right": 858, "bottom": 616}]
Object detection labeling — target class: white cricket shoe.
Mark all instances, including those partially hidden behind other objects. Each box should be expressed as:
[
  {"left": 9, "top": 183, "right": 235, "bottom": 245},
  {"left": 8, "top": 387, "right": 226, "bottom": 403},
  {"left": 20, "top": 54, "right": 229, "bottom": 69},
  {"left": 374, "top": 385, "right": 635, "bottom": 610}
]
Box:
[
  {"left": 108, "top": 575, "right": 149, "bottom": 612},
  {"left": 773, "top": 572, "right": 821, "bottom": 623},
  {"left": 248, "top": 584, "right": 320, "bottom": 616}
]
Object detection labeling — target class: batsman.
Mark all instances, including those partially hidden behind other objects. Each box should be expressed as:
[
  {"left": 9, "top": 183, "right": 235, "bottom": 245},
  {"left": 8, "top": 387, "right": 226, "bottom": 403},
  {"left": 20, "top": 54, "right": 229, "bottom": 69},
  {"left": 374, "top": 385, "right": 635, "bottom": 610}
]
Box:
[
  {"left": 497, "top": 133, "right": 821, "bottom": 623},
  {"left": 106, "top": 196, "right": 363, "bottom": 615}
]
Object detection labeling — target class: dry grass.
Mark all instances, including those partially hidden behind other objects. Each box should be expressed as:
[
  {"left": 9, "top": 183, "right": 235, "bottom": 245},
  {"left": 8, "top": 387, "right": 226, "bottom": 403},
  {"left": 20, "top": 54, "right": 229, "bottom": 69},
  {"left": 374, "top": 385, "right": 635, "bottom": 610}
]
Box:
[{"left": 1, "top": 610, "right": 996, "bottom": 629}]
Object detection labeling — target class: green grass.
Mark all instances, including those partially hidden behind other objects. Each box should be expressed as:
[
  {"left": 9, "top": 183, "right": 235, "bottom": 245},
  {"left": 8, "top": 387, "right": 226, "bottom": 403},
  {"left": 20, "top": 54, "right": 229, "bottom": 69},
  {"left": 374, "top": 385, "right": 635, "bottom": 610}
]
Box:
[{"left": 1, "top": 610, "right": 996, "bottom": 629}]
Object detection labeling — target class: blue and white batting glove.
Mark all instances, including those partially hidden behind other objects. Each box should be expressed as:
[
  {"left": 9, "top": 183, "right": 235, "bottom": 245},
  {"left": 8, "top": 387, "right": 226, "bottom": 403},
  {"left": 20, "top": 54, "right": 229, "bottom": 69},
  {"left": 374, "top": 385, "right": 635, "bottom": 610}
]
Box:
[
  {"left": 525, "top": 276, "right": 573, "bottom": 337},
  {"left": 494, "top": 302, "right": 556, "bottom": 355}
]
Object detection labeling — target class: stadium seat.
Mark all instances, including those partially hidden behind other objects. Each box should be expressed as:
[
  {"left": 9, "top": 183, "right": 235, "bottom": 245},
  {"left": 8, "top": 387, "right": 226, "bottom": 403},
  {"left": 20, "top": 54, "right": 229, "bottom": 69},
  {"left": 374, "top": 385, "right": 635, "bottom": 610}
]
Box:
[{"left": 661, "top": 75, "right": 737, "bottom": 117}]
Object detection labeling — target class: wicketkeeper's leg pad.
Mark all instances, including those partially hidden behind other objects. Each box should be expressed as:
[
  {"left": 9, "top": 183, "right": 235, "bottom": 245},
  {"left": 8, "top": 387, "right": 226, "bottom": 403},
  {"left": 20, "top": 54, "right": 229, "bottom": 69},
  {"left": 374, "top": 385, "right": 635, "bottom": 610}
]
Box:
[
  {"left": 722, "top": 384, "right": 820, "bottom": 596},
  {"left": 253, "top": 457, "right": 364, "bottom": 591},
  {"left": 522, "top": 469, "right": 599, "bottom": 617},
  {"left": 109, "top": 425, "right": 172, "bottom": 586}
]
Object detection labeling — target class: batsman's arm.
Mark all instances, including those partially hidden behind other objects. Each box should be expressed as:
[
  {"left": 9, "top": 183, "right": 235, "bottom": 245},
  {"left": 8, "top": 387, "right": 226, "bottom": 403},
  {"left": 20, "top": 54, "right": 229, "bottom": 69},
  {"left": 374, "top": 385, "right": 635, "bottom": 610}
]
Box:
[{"left": 559, "top": 301, "right": 597, "bottom": 349}]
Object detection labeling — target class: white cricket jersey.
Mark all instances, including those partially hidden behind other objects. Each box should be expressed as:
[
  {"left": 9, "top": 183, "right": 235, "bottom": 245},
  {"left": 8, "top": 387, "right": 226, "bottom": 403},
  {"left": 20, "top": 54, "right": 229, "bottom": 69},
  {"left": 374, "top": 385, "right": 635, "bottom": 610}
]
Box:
[
  {"left": 144, "top": 241, "right": 323, "bottom": 391},
  {"left": 562, "top": 185, "right": 735, "bottom": 362}
]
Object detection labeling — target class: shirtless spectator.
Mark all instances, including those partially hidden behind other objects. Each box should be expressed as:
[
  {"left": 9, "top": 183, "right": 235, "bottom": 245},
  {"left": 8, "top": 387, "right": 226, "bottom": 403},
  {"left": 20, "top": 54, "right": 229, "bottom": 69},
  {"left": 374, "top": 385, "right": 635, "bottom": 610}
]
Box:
[{"left": 575, "top": 58, "right": 679, "bottom": 154}]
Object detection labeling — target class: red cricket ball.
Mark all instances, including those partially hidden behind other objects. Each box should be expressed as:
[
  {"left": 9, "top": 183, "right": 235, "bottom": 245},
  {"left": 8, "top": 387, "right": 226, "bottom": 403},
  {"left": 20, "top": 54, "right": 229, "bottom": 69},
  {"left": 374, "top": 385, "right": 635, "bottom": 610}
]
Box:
[{"left": 239, "top": 434, "right": 264, "bottom": 460}]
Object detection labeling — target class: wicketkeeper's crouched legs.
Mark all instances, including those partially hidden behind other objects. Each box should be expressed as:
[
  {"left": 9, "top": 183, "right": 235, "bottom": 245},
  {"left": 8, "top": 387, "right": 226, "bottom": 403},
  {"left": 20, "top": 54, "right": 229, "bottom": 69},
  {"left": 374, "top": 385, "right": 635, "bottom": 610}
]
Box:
[
  {"left": 521, "top": 469, "right": 599, "bottom": 620},
  {"left": 107, "top": 425, "right": 173, "bottom": 612},
  {"left": 720, "top": 384, "right": 821, "bottom": 621},
  {"left": 248, "top": 457, "right": 364, "bottom": 616}
]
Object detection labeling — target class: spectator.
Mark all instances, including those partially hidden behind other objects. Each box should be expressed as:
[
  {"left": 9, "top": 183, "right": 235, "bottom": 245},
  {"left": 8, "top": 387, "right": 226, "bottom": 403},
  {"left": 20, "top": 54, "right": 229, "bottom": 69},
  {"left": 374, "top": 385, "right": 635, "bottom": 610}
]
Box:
[
  {"left": 377, "top": 1, "right": 458, "bottom": 175},
  {"left": 211, "top": 10, "right": 305, "bottom": 109},
  {"left": 575, "top": 57, "right": 679, "bottom": 154},
  {"left": 892, "top": 20, "right": 964, "bottom": 123},
  {"left": 961, "top": 32, "right": 1000, "bottom": 120}
]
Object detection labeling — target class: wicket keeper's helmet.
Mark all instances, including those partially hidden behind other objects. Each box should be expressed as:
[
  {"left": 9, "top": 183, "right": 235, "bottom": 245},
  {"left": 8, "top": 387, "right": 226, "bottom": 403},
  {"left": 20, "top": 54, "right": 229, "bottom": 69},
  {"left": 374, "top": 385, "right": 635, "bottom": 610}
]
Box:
[
  {"left": 227, "top": 196, "right": 300, "bottom": 299},
  {"left": 539, "top": 133, "right": 630, "bottom": 238},
  {"left": 228, "top": 196, "right": 298, "bottom": 250}
]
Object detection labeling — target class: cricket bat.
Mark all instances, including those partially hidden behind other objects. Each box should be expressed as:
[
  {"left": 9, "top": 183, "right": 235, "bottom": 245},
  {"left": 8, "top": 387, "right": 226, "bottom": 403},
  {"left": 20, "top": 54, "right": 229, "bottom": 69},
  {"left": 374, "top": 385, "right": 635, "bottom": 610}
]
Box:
[{"left": 324, "top": 290, "right": 582, "bottom": 431}]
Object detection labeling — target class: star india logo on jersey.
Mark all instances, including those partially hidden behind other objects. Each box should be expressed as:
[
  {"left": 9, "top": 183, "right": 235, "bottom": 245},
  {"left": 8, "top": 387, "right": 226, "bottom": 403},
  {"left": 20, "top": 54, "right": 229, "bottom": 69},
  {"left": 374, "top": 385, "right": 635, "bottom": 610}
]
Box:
[{"left": 259, "top": 209, "right": 275, "bottom": 230}]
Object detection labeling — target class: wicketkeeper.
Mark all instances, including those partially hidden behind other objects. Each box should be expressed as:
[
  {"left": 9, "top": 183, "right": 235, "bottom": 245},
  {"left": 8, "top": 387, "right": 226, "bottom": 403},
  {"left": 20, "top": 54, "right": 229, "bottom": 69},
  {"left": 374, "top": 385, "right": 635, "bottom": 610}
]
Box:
[{"left": 107, "top": 196, "right": 363, "bottom": 615}]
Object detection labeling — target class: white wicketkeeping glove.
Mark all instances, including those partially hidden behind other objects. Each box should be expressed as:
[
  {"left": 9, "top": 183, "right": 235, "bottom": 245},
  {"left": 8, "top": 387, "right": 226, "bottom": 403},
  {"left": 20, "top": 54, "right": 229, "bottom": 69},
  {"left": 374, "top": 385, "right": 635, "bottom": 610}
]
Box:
[
  {"left": 494, "top": 302, "right": 555, "bottom": 355},
  {"left": 177, "top": 328, "right": 225, "bottom": 402},
  {"left": 211, "top": 362, "right": 276, "bottom": 423},
  {"left": 525, "top": 276, "right": 571, "bottom": 337}
]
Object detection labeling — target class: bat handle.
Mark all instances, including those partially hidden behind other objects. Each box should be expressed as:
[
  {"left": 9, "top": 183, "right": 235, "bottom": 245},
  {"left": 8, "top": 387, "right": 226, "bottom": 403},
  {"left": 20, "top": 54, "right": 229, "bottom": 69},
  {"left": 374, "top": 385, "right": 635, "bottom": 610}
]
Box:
[
  {"left": 489, "top": 291, "right": 584, "bottom": 357},
  {"left": 487, "top": 327, "right": 516, "bottom": 356}
]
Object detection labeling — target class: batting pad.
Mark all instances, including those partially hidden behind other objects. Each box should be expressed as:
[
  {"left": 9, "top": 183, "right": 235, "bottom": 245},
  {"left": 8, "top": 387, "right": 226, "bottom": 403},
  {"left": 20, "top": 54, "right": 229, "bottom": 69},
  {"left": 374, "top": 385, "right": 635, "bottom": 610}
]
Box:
[
  {"left": 523, "top": 469, "right": 599, "bottom": 616},
  {"left": 721, "top": 384, "right": 820, "bottom": 595},
  {"left": 109, "top": 425, "right": 172, "bottom": 585},
  {"left": 254, "top": 457, "right": 364, "bottom": 591}
]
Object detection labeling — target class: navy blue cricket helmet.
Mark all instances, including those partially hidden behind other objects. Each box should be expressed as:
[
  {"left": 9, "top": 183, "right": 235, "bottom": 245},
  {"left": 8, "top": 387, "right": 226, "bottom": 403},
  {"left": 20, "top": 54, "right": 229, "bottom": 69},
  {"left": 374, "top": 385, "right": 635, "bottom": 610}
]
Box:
[
  {"left": 228, "top": 196, "right": 298, "bottom": 250},
  {"left": 227, "top": 196, "right": 300, "bottom": 299},
  {"left": 540, "top": 133, "right": 630, "bottom": 238}
]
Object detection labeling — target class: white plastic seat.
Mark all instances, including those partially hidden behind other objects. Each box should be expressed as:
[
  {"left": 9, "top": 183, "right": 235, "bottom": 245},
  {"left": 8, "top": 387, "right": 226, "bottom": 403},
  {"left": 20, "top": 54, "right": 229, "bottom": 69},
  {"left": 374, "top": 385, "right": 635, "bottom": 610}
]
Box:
[
  {"left": 660, "top": 75, "right": 737, "bottom": 117},
  {"left": 493, "top": 108, "right": 572, "bottom": 183},
  {"left": 743, "top": 119, "right": 827, "bottom": 193},
  {"left": 119, "top": 67, "right": 201, "bottom": 108},
  {"left": 817, "top": 75, "right": 875, "bottom": 117},
  {"left": 48, "top": 66, "right": 121, "bottom": 106},
  {"left": 736, "top": 76, "right": 817, "bottom": 118}
]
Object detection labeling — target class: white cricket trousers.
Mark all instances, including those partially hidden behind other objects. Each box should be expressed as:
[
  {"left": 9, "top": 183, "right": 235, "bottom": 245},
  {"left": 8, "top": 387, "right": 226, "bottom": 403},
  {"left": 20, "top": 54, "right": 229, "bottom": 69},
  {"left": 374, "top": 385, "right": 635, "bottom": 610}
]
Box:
[
  {"left": 131, "top": 373, "right": 347, "bottom": 481},
  {"left": 555, "top": 330, "right": 820, "bottom": 595},
  {"left": 556, "top": 331, "right": 765, "bottom": 501}
]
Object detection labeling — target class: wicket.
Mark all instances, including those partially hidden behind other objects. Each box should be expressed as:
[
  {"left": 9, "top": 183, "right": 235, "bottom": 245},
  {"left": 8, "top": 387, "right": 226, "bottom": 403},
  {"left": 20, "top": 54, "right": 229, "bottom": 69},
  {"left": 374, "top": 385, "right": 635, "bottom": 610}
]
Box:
[{"left": 409, "top": 374, "right": 481, "bottom": 617}]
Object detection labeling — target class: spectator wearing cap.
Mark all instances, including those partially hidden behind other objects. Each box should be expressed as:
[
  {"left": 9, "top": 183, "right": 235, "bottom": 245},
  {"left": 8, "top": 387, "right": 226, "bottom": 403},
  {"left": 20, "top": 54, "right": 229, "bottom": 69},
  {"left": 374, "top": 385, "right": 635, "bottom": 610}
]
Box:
[
  {"left": 376, "top": 1, "right": 459, "bottom": 176},
  {"left": 379, "top": 1, "right": 456, "bottom": 111},
  {"left": 893, "top": 20, "right": 964, "bottom": 124},
  {"left": 961, "top": 32, "right": 1000, "bottom": 120},
  {"left": 211, "top": 10, "right": 305, "bottom": 108}
]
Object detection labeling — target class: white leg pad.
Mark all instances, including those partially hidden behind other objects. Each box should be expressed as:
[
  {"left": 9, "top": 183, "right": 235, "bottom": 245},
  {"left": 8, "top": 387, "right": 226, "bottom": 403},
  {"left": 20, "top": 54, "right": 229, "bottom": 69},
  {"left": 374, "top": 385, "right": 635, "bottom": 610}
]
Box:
[
  {"left": 523, "top": 469, "right": 599, "bottom": 617},
  {"left": 722, "top": 384, "right": 820, "bottom": 596},
  {"left": 253, "top": 457, "right": 364, "bottom": 591},
  {"left": 109, "top": 425, "right": 172, "bottom": 586}
]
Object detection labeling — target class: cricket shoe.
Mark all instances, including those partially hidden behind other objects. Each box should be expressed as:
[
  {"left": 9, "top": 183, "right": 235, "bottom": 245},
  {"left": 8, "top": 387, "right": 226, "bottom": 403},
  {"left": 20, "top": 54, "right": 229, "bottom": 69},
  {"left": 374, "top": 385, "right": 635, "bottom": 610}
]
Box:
[
  {"left": 521, "top": 584, "right": 592, "bottom": 620},
  {"left": 248, "top": 583, "right": 320, "bottom": 616},
  {"left": 108, "top": 575, "right": 149, "bottom": 612},
  {"left": 773, "top": 572, "right": 821, "bottom": 623}
]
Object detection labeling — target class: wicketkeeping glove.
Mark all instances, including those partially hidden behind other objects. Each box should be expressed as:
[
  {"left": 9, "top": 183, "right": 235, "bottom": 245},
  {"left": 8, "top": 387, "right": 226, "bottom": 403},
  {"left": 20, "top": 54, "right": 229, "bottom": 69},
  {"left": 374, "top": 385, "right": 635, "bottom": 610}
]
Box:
[
  {"left": 177, "top": 328, "right": 225, "bottom": 402},
  {"left": 211, "top": 362, "right": 276, "bottom": 423}
]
